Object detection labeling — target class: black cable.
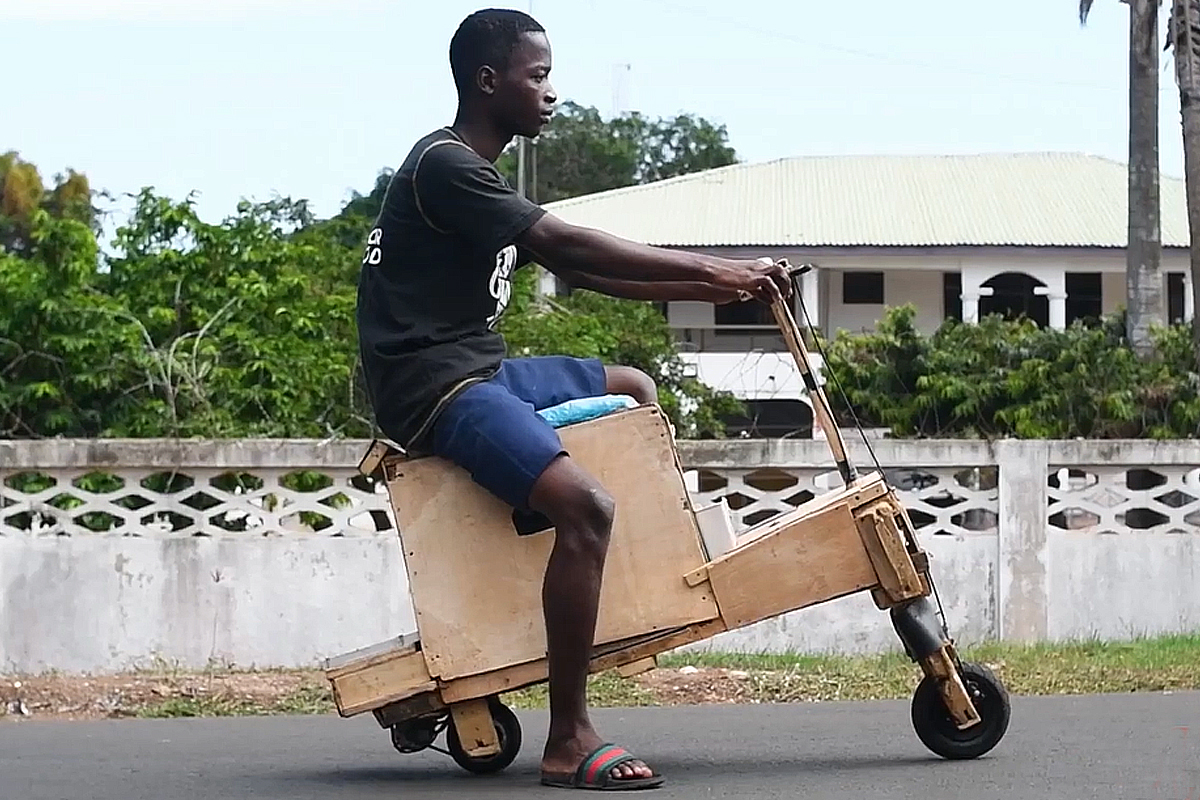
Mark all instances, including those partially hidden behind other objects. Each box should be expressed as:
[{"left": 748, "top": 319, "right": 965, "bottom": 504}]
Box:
[
  {"left": 789, "top": 269, "right": 949, "bottom": 632},
  {"left": 789, "top": 271, "right": 887, "bottom": 484}
]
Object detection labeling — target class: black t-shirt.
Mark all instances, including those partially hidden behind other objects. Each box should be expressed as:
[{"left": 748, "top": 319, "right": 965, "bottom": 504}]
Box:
[{"left": 355, "top": 127, "right": 546, "bottom": 451}]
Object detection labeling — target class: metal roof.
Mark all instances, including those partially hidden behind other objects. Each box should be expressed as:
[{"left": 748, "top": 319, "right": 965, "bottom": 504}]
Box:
[{"left": 542, "top": 152, "right": 1191, "bottom": 248}]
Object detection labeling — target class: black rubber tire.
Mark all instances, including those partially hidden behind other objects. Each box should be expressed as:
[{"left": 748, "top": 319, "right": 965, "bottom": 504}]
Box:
[
  {"left": 446, "top": 700, "right": 522, "bottom": 775},
  {"left": 911, "top": 662, "right": 1010, "bottom": 760}
]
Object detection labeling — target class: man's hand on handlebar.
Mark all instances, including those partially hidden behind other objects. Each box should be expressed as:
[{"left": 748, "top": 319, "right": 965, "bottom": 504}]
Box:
[{"left": 708, "top": 257, "right": 795, "bottom": 305}]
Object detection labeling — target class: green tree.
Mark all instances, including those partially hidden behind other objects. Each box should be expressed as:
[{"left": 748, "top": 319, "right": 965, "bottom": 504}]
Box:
[
  {"left": 98, "top": 190, "right": 366, "bottom": 438},
  {"left": 821, "top": 305, "right": 1200, "bottom": 439},
  {"left": 494, "top": 100, "right": 738, "bottom": 203},
  {"left": 0, "top": 209, "right": 118, "bottom": 437},
  {"left": 0, "top": 151, "right": 97, "bottom": 256},
  {"left": 0, "top": 187, "right": 371, "bottom": 440}
]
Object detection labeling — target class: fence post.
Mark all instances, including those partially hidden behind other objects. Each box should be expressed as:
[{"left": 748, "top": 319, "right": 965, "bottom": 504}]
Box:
[{"left": 994, "top": 439, "right": 1050, "bottom": 642}]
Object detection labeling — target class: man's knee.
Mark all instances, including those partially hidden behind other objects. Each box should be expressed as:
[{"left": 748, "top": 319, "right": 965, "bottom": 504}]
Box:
[
  {"left": 529, "top": 456, "right": 616, "bottom": 553},
  {"left": 604, "top": 365, "right": 657, "bottom": 406}
]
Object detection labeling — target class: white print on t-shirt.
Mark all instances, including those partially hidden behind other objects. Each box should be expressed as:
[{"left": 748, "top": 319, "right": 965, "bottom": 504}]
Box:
[
  {"left": 487, "top": 245, "right": 518, "bottom": 327},
  {"left": 362, "top": 227, "right": 383, "bottom": 266}
]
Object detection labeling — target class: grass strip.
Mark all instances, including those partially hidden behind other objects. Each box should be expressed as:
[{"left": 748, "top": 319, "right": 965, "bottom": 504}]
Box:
[{"left": 3, "top": 633, "right": 1196, "bottom": 720}]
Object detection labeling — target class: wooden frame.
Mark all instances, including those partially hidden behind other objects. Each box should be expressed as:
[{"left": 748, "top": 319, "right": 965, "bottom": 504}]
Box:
[
  {"left": 325, "top": 268, "right": 984, "bottom": 735},
  {"left": 324, "top": 436, "right": 945, "bottom": 726}
]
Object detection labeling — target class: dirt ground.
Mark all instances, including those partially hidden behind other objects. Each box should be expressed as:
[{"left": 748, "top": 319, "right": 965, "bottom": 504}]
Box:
[
  {"left": 0, "top": 670, "right": 331, "bottom": 721},
  {"left": 0, "top": 667, "right": 804, "bottom": 722},
  {"left": 636, "top": 667, "right": 770, "bottom": 705}
]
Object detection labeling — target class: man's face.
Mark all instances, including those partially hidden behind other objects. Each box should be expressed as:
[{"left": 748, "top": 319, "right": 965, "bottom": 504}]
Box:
[{"left": 491, "top": 31, "right": 557, "bottom": 139}]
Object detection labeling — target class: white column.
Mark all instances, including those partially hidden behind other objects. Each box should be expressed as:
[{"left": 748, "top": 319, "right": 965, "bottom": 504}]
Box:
[
  {"left": 995, "top": 440, "right": 1050, "bottom": 642},
  {"left": 1047, "top": 292, "right": 1068, "bottom": 330},
  {"left": 962, "top": 291, "right": 980, "bottom": 324},
  {"left": 537, "top": 266, "right": 558, "bottom": 297},
  {"left": 959, "top": 264, "right": 991, "bottom": 325},
  {"left": 1186, "top": 272, "right": 1196, "bottom": 323},
  {"left": 1032, "top": 271, "right": 1067, "bottom": 329}
]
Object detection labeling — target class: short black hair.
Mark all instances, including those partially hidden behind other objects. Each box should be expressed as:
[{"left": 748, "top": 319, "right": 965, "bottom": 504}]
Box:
[{"left": 449, "top": 8, "right": 545, "bottom": 95}]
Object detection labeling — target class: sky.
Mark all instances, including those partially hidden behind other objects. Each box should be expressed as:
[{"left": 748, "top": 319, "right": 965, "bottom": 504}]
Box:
[{"left": 2, "top": 0, "right": 1185, "bottom": 229}]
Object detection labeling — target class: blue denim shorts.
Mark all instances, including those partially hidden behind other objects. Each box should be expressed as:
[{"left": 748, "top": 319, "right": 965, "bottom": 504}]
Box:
[{"left": 430, "top": 355, "right": 608, "bottom": 511}]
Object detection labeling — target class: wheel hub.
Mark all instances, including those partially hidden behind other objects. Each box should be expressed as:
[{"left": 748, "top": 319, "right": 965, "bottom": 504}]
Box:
[{"left": 391, "top": 714, "right": 446, "bottom": 754}]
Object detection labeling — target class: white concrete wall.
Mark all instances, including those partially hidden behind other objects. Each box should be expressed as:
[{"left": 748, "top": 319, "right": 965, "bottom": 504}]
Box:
[
  {"left": 1102, "top": 271, "right": 1125, "bottom": 315},
  {"left": 0, "top": 536, "right": 414, "bottom": 674},
  {"left": 1, "top": 438, "right": 1197, "bottom": 673},
  {"left": 678, "top": 351, "right": 825, "bottom": 401},
  {"left": 667, "top": 301, "right": 714, "bottom": 328},
  {"left": 824, "top": 268, "right": 944, "bottom": 335},
  {"left": 1046, "top": 532, "right": 1199, "bottom": 641}
]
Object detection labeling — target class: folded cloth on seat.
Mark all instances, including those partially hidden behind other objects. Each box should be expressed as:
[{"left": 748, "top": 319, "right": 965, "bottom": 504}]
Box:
[{"left": 536, "top": 394, "right": 638, "bottom": 429}]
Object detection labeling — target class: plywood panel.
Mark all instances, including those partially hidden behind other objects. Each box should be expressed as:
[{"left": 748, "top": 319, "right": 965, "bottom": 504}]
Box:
[
  {"left": 854, "top": 501, "right": 925, "bottom": 604},
  {"left": 733, "top": 473, "right": 888, "bottom": 549},
  {"left": 706, "top": 502, "right": 879, "bottom": 629},
  {"left": 327, "top": 641, "right": 435, "bottom": 717},
  {"left": 388, "top": 406, "right": 719, "bottom": 682},
  {"left": 438, "top": 618, "right": 729, "bottom": 704}
]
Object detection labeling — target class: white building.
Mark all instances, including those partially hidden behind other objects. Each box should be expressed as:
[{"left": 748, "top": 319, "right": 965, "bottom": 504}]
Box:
[{"left": 544, "top": 152, "right": 1195, "bottom": 436}]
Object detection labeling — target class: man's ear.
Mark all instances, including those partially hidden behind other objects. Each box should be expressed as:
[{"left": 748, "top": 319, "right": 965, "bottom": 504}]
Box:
[{"left": 476, "top": 65, "right": 498, "bottom": 96}]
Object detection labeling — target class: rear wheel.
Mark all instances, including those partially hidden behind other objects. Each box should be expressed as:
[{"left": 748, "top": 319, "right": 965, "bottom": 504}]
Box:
[{"left": 446, "top": 700, "right": 523, "bottom": 775}]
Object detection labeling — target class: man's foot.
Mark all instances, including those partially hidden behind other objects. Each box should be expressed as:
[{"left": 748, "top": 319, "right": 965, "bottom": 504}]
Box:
[{"left": 541, "top": 735, "right": 663, "bottom": 791}]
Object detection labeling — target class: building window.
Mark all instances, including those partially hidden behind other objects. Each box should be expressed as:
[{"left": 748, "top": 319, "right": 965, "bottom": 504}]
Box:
[
  {"left": 719, "top": 399, "right": 813, "bottom": 439},
  {"left": 980, "top": 272, "right": 1050, "bottom": 327},
  {"left": 842, "top": 271, "right": 884, "bottom": 305},
  {"left": 1066, "top": 272, "right": 1103, "bottom": 326},
  {"left": 713, "top": 297, "right": 774, "bottom": 337},
  {"left": 1168, "top": 272, "right": 1185, "bottom": 324},
  {"left": 714, "top": 298, "right": 773, "bottom": 327},
  {"left": 943, "top": 272, "right": 962, "bottom": 320}
]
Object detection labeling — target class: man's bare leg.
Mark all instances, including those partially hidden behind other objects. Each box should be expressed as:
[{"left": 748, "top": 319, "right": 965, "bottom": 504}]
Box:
[
  {"left": 604, "top": 365, "right": 658, "bottom": 407},
  {"left": 529, "top": 365, "right": 659, "bottom": 784}
]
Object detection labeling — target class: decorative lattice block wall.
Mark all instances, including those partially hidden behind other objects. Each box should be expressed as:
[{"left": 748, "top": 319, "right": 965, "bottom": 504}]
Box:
[
  {"left": 1047, "top": 465, "right": 1200, "bottom": 535},
  {"left": 686, "top": 465, "right": 999, "bottom": 537},
  {"left": 1, "top": 467, "right": 392, "bottom": 538}
]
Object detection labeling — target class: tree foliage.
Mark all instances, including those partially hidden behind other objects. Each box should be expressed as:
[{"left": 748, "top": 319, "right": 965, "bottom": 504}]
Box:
[
  {"left": 0, "top": 102, "right": 747, "bottom": 442},
  {"left": 1, "top": 150, "right": 96, "bottom": 256},
  {"left": 0, "top": 187, "right": 740, "bottom": 440},
  {"left": 1, "top": 190, "right": 367, "bottom": 440},
  {"left": 7, "top": 96, "right": 1199, "bottom": 446},
  {"left": 822, "top": 305, "right": 1200, "bottom": 439},
  {"left": 495, "top": 101, "right": 738, "bottom": 203}
]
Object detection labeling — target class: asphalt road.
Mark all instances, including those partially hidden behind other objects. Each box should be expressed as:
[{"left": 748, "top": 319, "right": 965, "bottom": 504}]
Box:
[{"left": 3, "top": 692, "right": 1198, "bottom": 800}]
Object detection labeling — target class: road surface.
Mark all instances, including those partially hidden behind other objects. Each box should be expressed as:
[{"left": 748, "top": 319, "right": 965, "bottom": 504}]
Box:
[{"left": 3, "top": 692, "right": 1198, "bottom": 799}]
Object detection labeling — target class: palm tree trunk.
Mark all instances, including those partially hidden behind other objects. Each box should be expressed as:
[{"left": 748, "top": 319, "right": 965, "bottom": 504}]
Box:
[
  {"left": 1127, "top": 0, "right": 1165, "bottom": 359},
  {"left": 1171, "top": 0, "right": 1200, "bottom": 370}
]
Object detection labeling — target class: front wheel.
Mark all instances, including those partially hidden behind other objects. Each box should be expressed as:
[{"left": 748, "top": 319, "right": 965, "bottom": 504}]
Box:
[
  {"left": 446, "top": 700, "right": 523, "bottom": 775},
  {"left": 911, "top": 662, "right": 1010, "bottom": 760}
]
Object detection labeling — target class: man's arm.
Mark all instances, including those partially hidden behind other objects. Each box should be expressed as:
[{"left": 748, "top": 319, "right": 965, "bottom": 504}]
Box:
[
  {"left": 516, "top": 212, "right": 791, "bottom": 304},
  {"left": 555, "top": 268, "right": 742, "bottom": 303}
]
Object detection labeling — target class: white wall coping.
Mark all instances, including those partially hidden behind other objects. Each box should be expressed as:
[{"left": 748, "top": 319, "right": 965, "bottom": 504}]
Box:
[{"left": 3, "top": 437, "right": 1197, "bottom": 471}]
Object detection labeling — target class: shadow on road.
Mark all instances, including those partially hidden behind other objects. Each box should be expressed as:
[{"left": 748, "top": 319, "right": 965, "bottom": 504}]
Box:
[{"left": 265, "top": 751, "right": 947, "bottom": 792}]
